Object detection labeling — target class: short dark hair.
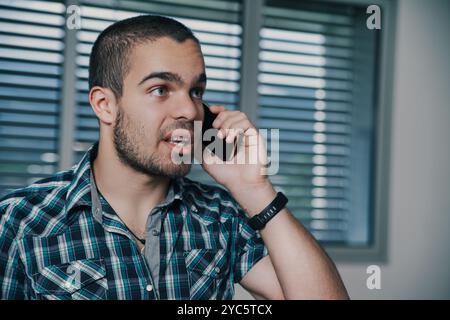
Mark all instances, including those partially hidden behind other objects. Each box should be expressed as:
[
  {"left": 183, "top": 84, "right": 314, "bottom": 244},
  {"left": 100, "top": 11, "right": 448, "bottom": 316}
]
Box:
[{"left": 88, "top": 15, "right": 200, "bottom": 98}]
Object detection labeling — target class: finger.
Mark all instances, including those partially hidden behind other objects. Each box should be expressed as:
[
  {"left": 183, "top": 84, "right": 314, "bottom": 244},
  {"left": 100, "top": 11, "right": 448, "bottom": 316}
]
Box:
[
  {"left": 218, "top": 111, "right": 246, "bottom": 130},
  {"left": 212, "top": 110, "right": 240, "bottom": 129},
  {"left": 223, "top": 118, "right": 253, "bottom": 144},
  {"left": 208, "top": 105, "right": 226, "bottom": 114},
  {"left": 202, "top": 145, "right": 223, "bottom": 166},
  {"left": 225, "top": 127, "right": 245, "bottom": 144},
  {"left": 213, "top": 111, "right": 242, "bottom": 138},
  {"left": 216, "top": 112, "right": 247, "bottom": 139},
  {"left": 241, "top": 128, "right": 268, "bottom": 166}
]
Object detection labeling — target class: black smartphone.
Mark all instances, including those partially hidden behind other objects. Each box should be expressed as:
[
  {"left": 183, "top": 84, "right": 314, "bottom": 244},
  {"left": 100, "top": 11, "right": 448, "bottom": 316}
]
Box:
[{"left": 202, "top": 102, "right": 235, "bottom": 161}]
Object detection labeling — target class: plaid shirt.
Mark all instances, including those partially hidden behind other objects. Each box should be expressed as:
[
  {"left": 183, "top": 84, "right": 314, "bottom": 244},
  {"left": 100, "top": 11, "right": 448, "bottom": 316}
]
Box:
[{"left": 0, "top": 144, "right": 267, "bottom": 300}]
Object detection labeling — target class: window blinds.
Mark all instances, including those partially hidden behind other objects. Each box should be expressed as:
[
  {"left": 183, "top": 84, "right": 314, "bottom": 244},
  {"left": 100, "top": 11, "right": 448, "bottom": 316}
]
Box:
[
  {"left": 0, "top": 0, "right": 65, "bottom": 196},
  {"left": 258, "top": 1, "right": 376, "bottom": 244}
]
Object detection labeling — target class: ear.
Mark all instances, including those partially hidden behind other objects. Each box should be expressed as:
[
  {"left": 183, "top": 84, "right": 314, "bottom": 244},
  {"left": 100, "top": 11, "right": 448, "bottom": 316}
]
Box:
[{"left": 89, "top": 86, "right": 118, "bottom": 125}]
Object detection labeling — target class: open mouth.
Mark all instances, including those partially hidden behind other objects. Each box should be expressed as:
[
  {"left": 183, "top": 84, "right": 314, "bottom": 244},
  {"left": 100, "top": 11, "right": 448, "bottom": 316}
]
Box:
[
  {"left": 166, "top": 135, "right": 191, "bottom": 147},
  {"left": 162, "top": 129, "right": 193, "bottom": 154}
]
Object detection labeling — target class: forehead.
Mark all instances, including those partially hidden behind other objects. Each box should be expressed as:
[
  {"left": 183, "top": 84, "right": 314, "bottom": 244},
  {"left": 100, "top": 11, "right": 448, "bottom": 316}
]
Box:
[{"left": 126, "top": 37, "right": 205, "bottom": 84}]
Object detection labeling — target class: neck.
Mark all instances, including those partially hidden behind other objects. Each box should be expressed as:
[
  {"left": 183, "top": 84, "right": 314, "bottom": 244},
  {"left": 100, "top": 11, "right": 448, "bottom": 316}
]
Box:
[{"left": 92, "top": 138, "right": 171, "bottom": 234}]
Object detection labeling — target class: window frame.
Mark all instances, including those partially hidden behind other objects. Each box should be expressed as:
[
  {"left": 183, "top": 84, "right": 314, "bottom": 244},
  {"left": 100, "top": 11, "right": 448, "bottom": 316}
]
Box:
[{"left": 327, "top": 0, "right": 396, "bottom": 262}]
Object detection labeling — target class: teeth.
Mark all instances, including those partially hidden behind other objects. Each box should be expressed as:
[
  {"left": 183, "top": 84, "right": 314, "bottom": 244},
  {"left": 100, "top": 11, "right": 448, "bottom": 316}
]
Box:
[{"left": 169, "top": 136, "right": 189, "bottom": 146}]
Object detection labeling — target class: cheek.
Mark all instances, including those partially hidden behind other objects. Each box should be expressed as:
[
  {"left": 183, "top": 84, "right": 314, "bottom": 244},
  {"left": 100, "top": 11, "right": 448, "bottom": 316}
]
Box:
[
  {"left": 121, "top": 111, "right": 156, "bottom": 145},
  {"left": 121, "top": 95, "right": 166, "bottom": 145},
  {"left": 137, "top": 113, "right": 165, "bottom": 146}
]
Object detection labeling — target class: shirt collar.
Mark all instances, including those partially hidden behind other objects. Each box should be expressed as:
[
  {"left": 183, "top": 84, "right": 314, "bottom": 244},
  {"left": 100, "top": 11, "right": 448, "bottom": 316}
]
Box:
[
  {"left": 90, "top": 170, "right": 184, "bottom": 224},
  {"left": 64, "top": 142, "right": 186, "bottom": 217},
  {"left": 64, "top": 143, "right": 97, "bottom": 215}
]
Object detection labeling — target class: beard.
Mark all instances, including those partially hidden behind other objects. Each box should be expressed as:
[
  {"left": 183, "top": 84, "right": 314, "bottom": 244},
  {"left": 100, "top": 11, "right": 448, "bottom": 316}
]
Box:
[{"left": 113, "top": 106, "right": 192, "bottom": 179}]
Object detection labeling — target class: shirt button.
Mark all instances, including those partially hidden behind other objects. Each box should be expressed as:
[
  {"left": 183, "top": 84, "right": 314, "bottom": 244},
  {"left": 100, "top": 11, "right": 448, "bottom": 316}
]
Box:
[
  {"left": 214, "top": 267, "right": 221, "bottom": 274},
  {"left": 191, "top": 204, "right": 198, "bottom": 212},
  {"left": 146, "top": 284, "right": 153, "bottom": 292},
  {"left": 152, "top": 229, "right": 160, "bottom": 236}
]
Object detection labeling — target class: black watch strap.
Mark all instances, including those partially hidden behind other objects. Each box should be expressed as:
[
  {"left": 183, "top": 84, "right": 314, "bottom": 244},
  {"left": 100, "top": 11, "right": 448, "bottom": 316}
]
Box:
[{"left": 248, "top": 192, "right": 288, "bottom": 230}]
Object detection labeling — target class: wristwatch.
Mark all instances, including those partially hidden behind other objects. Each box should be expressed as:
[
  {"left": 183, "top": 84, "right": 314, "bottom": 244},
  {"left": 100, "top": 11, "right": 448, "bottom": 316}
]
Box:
[{"left": 248, "top": 192, "right": 288, "bottom": 230}]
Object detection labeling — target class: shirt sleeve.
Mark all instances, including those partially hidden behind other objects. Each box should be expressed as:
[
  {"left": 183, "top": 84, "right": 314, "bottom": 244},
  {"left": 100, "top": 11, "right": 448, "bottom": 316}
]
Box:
[
  {"left": 233, "top": 207, "right": 269, "bottom": 283},
  {"left": 0, "top": 202, "right": 26, "bottom": 299}
]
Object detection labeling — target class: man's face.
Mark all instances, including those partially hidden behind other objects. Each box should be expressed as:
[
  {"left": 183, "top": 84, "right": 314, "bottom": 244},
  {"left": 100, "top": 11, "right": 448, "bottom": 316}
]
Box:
[{"left": 113, "top": 37, "right": 205, "bottom": 178}]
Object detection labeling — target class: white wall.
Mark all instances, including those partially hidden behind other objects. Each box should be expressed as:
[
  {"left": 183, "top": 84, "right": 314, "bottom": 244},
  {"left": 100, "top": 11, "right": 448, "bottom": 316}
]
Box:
[
  {"left": 236, "top": 0, "right": 450, "bottom": 300},
  {"left": 338, "top": 0, "right": 450, "bottom": 299}
]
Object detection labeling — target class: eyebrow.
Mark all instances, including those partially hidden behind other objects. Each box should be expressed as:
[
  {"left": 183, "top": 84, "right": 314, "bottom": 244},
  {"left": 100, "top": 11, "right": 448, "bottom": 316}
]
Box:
[{"left": 138, "top": 71, "right": 207, "bottom": 86}]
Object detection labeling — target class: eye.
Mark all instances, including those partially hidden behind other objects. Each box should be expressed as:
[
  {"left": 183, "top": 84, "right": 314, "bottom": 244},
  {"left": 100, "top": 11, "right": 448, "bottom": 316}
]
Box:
[
  {"left": 191, "top": 87, "right": 204, "bottom": 99},
  {"left": 149, "top": 86, "right": 168, "bottom": 97}
]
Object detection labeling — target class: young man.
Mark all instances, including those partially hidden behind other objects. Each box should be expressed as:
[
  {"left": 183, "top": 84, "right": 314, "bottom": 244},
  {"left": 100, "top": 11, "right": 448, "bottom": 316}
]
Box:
[{"left": 0, "top": 15, "right": 348, "bottom": 300}]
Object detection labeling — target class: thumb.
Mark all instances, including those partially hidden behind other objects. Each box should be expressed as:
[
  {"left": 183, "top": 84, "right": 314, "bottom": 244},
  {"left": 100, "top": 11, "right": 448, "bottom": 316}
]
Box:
[{"left": 201, "top": 147, "right": 223, "bottom": 168}]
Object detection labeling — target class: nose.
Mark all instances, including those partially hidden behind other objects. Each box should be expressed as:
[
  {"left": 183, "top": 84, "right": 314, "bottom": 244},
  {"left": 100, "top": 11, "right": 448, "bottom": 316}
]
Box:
[{"left": 170, "top": 94, "right": 199, "bottom": 121}]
